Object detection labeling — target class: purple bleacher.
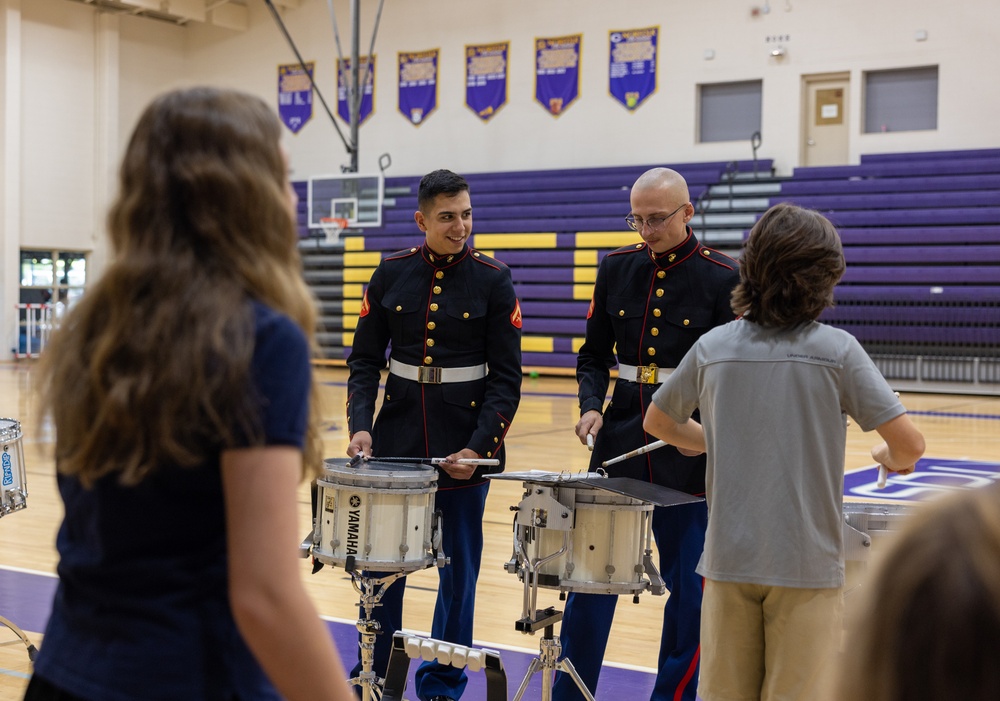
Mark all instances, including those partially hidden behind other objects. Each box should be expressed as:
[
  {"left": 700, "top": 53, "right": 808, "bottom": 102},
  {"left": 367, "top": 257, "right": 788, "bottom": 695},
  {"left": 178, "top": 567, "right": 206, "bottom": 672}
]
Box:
[
  {"left": 512, "top": 267, "right": 577, "bottom": 283},
  {"left": 303, "top": 150, "right": 997, "bottom": 371},
  {"left": 832, "top": 285, "right": 998, "bottom": 303},
  {"left": 523, "top": 351, "right": 576, "bottom": 368},
  {"left": 824, "top": 207, "right": 1000, "bottom": 227},
  {"left": 781, "top": 174, "right": 1000, "bottom": 196},
  {"left": 859, "top": 149, "right": 1000, "bottom": 164},
  {"left": 384, "top": 201, "right": 631, "bottom": 222},
  {"left": 353, "top": 234, "right": 425, "bottom": 252},
  {"left": 836, "top": 226, "right": 1000, "bottom": 246},
  {"left": 841, "top": 266, "right": 999, "bottom": 284},
  {"left": 791, "top": 157, "right": 1000, "bottom": 180},
  {"left": 844, "top": 245, "right": 1000, "bottom": 264},
  {"left": 460, "top": 159, "right": 768, "bottom": 186},
  {"left": 776, "top": 149, "right": 999, "bottom": 362},
  {"left": 833, "top": 324, "right": 1000, "bottom": 346},
  {"left": 376, "top": 217, "right": 627, "bottom": 235},
  {"left": 772, "top": 191, "right": 1000, "bottom": 211},
  {"left": 520, "top": 301, "right": 589, "bottom": 317},
  {"left": 822, "top": 306, "right": 996, "bottom": 325},
  {"left": 522, "top": 318, "right": 587, "bottom": 335},
  {"left": 491, "top": 251, "right": 577, "bottom": 266},
  {"left": 382, "top": 160, "right": 765, "bottom": 197},
  {"left": 390, "top": 184, "right": 708, "bottom": 208},
  {"left": 512, "top": 283, "right": 577, "bottom": 300}
]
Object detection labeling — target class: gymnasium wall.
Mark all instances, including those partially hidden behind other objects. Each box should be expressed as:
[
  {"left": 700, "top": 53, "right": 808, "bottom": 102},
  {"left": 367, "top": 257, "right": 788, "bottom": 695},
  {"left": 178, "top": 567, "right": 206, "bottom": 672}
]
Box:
[
  {"left": 180, "top": 0, "right": 1000, "bottom": 177},
  {"left": 2, "top": 0, "right": 1000, "bottom": 359}
]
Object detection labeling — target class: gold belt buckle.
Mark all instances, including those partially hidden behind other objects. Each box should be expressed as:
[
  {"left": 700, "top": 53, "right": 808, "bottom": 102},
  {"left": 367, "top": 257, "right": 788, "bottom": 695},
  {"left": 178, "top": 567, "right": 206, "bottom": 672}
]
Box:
[
  {"left": 417, "top": 366, "right": 443, "bottom": 384},
  {"left": 636, "top": 364, "right": 659, "bottom": 384}
]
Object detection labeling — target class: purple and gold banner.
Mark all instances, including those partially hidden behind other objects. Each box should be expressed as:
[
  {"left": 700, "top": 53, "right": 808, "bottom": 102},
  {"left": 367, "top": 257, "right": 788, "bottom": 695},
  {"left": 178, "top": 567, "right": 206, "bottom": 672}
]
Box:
[
  {"left": 465, "top": 42, "right": 509, "bottom": 122},
  {"left": 398, "top": 49, "right": 438, "bottom": 126},
  {"left": 609, "top": 27, "right": 658, "bottom": 111},
  {"left": 535, "top": 34, "right": 581, "bottom": 117},
  {"left": 277, "top": 62, "right": 314, "bottom": 134},
  {"left": 337, "top": 55, "right": 376, "bottom": 125}
]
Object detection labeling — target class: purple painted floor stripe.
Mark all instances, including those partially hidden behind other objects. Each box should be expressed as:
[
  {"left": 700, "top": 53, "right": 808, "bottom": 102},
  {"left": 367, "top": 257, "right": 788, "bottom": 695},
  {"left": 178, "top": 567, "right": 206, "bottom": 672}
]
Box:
[
  {"left": 1, "top": 566, "right": 654, "bottom": 698},
  {"left": 0, "top": 568, "right": 58, "bottom": 634}
]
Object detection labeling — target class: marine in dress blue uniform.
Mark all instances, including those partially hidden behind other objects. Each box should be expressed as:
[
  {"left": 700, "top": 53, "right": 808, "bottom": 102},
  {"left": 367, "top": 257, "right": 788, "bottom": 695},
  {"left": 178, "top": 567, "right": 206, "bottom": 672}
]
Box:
[
  {"left": 554, "top": 168, "right": 739, "bottom": 701},
  {"left": 346, "top": 170, "right": 522, "bottom": 701}
]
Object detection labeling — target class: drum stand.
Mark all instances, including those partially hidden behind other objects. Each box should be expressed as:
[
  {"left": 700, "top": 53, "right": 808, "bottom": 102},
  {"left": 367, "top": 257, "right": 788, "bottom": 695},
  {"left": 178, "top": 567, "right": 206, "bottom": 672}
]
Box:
[
  {"left": 508, "top": 526, "right": 594, "bottom": 701},
  {"left": 511, "top": 606, "right": 593, "bottom": 701},
  {"left": 347, "top": 570, "right": 409, "bottom": 701}
]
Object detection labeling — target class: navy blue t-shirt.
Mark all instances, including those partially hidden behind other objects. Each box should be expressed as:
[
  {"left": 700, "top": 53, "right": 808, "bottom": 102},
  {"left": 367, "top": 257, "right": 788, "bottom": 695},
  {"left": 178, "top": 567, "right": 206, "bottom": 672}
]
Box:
[{"left": 33, "top": 302, "right": 311, "bottom": 701}]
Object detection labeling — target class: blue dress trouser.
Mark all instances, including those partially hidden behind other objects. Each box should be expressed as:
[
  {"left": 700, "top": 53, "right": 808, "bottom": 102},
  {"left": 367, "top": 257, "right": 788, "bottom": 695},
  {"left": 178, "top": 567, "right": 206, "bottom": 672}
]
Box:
[
  {"left": 552, "top": 501, "right": 708, "bottom": 701},
  {"left": 350, "top": 482, "right": 489, "bottom": 701}
]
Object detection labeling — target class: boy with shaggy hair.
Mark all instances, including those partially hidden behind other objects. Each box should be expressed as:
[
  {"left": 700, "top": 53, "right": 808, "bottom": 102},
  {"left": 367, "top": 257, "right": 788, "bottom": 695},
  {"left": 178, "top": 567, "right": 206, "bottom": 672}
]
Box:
[{"left": 643, "top": 203, "right": 925, "bottom": 701}]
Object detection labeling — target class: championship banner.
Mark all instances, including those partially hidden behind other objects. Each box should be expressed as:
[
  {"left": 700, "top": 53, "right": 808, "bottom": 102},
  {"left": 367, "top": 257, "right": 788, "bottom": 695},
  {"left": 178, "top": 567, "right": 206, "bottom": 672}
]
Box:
[
  {"left": 337, "top": 55, "right": 376, "bottom": 125},
  {"left": 609, "top": 27, "right": 658, "bottom": 111},
  {"left": 277, "top": 62, "right": 314, "bottom": 134},
  {"left": 398, "top": 49, "right": 439, "bottom": 126},
  {"left": 535, "top": 34, "right": 581, "bottom": 117},
  {"left": 465, "top": 42, "right": 509, "bottom": 122}
]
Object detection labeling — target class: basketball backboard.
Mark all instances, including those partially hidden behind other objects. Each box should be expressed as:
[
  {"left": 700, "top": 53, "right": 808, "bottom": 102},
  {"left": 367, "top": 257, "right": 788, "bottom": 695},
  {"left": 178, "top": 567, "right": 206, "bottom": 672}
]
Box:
[{"left": 307, "top": 172, "right": 384, "bottom": 230}]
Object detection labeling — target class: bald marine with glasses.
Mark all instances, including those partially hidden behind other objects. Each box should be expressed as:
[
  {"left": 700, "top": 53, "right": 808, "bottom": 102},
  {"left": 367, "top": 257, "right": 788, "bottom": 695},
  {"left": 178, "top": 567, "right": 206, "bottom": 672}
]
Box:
[{"left": 553, "top": 168, "right": 740, "bottom": 701}]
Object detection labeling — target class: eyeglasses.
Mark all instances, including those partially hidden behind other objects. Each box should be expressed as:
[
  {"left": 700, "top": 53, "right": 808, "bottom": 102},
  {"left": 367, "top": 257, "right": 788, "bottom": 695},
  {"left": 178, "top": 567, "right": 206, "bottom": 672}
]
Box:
[{"left": 625, "top": 203, "right": 688, "bottom": 232}]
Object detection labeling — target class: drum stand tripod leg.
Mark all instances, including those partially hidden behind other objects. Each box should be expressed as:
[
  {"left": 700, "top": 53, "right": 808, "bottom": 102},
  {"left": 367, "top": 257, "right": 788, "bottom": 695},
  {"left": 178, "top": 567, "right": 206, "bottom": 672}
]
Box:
[
  {"left": 0, "top": 614, "right": 38, "bottom": 663},
  {"left": 511, "top": 618, "right": 594, "bottom": 701},
  {"left": 347, "top": 571, "right": 407, "bottom": 701}
]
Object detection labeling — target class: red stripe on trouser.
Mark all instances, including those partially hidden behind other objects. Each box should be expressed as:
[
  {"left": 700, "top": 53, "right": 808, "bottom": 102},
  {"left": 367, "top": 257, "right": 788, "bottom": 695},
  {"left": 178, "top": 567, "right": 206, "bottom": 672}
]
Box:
[
  {"left": 674, "top": 645, "right": 700, "bottom": 701},
  {"left": 673, "top": 576, "right": 706, "bottom": 701}
]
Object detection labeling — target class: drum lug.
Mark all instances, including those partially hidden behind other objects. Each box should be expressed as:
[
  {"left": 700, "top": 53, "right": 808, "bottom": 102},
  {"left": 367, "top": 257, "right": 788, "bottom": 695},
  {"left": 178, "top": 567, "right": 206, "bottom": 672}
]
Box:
[
  {"left": 643, "top": 551, "right": 667, "bottom": 595},
  {"left": 432, "top": 510, "right": 450, "bottom": 568},
  {"left": 842, "top": 519, "right": 873, "bottom": 563},
  {"left": 504, "top": 554, "right": 520, "bottom": 575},
  {"left": 298, "top": 531, "right": 315, "bottom": 559}
]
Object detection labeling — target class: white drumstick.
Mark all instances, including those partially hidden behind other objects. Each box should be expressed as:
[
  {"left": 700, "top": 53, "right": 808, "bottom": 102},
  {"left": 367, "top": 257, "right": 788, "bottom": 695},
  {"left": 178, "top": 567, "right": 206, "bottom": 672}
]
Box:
[
  {"left": 587, "top": 434, "right": 594, "bottom": 451},
  {"left": 877, "top": 464, "right": 888, "bottom": 489},
  {"left": 602, "top": 440, "right": 667, "bottom": 467},
  {"left": 430, "top": 457, "right": 501, "bottom": 467}
]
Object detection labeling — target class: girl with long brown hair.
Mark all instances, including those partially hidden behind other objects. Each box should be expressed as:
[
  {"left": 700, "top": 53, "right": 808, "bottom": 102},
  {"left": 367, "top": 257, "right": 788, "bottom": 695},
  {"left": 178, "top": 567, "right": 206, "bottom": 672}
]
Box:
[{"left": 25, "top": 87, "right": 352, "bottom": 701}]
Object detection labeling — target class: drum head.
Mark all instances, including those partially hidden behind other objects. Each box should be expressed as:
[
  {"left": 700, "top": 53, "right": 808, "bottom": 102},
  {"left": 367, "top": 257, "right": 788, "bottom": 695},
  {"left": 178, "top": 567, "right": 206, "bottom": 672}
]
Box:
[{"left": 321, "top": 458, "right": 437, "bottom": 488}]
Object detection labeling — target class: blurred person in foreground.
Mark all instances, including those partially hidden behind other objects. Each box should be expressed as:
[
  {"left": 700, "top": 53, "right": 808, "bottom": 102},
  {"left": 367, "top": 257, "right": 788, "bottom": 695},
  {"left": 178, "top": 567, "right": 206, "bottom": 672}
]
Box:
[
  {"left": 835, "top": 480, "right": 1000, "bottom": 701},
  {"left": 25, "top": 87, "right": 353, "bottom": 701}
]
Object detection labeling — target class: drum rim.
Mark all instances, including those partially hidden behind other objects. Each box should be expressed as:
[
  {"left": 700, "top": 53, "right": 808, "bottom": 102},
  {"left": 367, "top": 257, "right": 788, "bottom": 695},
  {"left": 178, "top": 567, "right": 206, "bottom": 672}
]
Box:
[
  {"left": 321, "top": 461, "right": 438, "bottom": 486},
  {"left": 842, "top": 501, "right": 913, "bottom": 516},
  {"left": 0, "top": 418, "right": 21, "bottom": 441},
  {"left": 310, "top": 552, "right": 435, "bottom": 572}
]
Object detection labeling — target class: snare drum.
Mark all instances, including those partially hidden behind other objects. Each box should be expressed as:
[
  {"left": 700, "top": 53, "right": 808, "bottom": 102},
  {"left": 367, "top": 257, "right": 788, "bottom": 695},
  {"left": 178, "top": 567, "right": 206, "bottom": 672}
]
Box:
[
  {"left": 843, "top": 501, "right": 916, "bottom": 599},
  {"left": 534, "top": 489, "right": 654, "bottom": 595},
  {"left": 1, "top": 418, "right": 27, "bottom": 518},
  {"left": 313, "top": 459, "right": 438, "bottom": 572}
]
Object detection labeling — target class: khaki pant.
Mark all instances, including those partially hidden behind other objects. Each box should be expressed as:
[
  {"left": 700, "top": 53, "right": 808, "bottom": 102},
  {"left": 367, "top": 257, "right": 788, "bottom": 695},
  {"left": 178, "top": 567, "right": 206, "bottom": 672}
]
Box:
[{"left": 699, "top": 579, "right": 842, "bottom": 701}]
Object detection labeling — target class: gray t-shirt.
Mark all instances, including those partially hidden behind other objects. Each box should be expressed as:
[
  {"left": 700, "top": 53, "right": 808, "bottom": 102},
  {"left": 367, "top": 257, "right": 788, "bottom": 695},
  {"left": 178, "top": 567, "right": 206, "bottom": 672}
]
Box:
[{"left": 651, "top": 319, "right": 904, "bottom": 588}]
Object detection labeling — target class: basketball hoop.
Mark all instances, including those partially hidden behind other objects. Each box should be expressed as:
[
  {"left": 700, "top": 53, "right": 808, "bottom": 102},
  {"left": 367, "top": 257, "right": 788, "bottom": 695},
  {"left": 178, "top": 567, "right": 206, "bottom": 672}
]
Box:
[{"left": 319, "top": 217, "right": 349, "bottom": 245}]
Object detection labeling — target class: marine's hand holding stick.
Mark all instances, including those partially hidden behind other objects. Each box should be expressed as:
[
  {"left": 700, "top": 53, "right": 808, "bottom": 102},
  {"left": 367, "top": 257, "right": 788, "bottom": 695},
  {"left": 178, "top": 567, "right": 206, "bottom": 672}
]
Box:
[{"left": 576, "top": 409, "right": 602, "bottom": 452}]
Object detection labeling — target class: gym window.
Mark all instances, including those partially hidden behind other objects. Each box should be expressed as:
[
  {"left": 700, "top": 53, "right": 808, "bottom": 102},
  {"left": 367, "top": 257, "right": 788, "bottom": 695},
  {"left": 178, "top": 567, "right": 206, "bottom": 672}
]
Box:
[
  {"left": 863, "top": 66, "right": 939, "bottom": 133},
  {"left": 698, "top": 80, "right": 763, "bottom": 143}
]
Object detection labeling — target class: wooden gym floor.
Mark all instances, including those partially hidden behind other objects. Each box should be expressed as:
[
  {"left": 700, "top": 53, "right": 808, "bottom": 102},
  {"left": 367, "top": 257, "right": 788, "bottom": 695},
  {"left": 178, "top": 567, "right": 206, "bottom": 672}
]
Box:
[{"left": 2, "top": 363, "right": 999, "bottom": 700}]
